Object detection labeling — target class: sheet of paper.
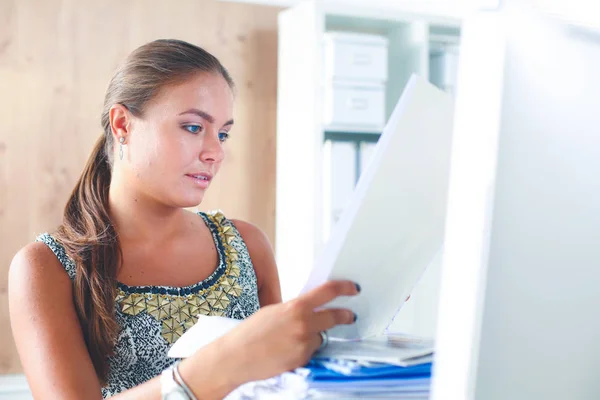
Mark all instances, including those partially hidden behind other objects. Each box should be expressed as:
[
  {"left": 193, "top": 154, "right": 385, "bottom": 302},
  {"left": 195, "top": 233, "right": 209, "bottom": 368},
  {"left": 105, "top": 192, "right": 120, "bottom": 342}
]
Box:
[
  {"left": 168, "top": 315, "right": 241, "bottom": 359},
  {"left": 301, "top": 75, "right": 455, "bottom": 340}
]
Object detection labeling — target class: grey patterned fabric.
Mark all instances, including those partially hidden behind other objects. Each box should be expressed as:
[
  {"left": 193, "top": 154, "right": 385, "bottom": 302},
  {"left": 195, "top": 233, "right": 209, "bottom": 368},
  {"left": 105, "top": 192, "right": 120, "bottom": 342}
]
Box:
[{"left": 37, "top": 211, "right": 260, "bottom": 398}]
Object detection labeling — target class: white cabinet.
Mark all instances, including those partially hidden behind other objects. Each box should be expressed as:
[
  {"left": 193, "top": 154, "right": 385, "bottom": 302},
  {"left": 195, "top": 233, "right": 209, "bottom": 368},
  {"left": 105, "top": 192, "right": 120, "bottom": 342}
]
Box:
[{"left": 276, "top": 0, "right": 460, "bottom": 338}]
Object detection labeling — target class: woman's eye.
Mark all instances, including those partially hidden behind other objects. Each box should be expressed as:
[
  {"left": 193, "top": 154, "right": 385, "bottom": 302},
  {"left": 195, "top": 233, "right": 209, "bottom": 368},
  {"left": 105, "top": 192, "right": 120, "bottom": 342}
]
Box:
[
  {"left": 184, "top": 124, "right": 202, "bottom": 134},
  {"left": 218, "top": 132, "right": 230, "bottom": 143}
]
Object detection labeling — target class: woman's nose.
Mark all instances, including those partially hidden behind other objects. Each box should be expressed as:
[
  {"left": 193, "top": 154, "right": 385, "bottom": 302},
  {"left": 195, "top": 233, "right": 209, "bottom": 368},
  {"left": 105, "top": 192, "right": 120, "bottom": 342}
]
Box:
[{"left": 200, "top": 132, "right": 225, "bottom": 163}]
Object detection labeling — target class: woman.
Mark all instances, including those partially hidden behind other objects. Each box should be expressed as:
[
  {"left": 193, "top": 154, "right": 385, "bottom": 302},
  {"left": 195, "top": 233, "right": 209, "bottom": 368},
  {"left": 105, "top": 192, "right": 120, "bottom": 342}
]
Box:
[{"left": 8, "top": 39, "right": 359, "bottom": 399}]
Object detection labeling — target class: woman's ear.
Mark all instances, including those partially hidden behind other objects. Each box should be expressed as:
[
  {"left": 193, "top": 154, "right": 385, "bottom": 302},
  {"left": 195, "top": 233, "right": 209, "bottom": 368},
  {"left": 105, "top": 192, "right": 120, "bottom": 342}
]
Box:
[{"left": 109, "top": 104, "right": 131, "bottom": 143}]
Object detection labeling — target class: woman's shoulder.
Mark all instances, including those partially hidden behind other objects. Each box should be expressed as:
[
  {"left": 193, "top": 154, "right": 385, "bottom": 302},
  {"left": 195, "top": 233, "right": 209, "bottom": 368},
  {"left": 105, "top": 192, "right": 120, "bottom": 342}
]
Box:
[
  {"left": 11, "top": 239, "right": 65, "bottom": 272},
  {"left": 228, "top": 219, "right": 272, "bottom": 250},
  {"left": 197, "top": 209, "right": 268, "bottom": 239},
  {"left": 194, "top": 209, "right": 274, "bottom": 261},
  {"left": 207, "top": 213, "right": 281, "bottom": 303},
  {"left": 198, "top": 209, "right": 273, "bottom": 260},
  {"left": 9, "top": 240, "right": 74, "bottom": 299},
  {"left": 205, "top": 210, "right": 271, "bottom": 247}
]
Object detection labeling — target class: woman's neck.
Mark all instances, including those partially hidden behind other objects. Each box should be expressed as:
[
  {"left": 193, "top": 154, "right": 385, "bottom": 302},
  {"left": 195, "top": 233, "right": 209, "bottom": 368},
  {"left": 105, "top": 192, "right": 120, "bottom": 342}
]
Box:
[{"left": 107, "top": 180, "right": 189, "bottom": 245}]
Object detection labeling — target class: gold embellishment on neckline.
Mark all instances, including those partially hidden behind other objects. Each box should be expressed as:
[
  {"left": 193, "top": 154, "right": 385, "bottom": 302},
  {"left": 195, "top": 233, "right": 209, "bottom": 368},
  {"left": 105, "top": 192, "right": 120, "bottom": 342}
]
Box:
[
  {"left": 222, "top": 277, "right": 243, "bottom": 297},
  {"left": 221, "top": 226, "right": 236, "bottom": 245},
  {"left": 206, "top": 289, "right": 230, "bottom": 309},
  {"left": 121, "top": 293, "right": 145, "bottom": 316},
  {"left": 115, "top": 212, "right": 243, "bottom": 344}
]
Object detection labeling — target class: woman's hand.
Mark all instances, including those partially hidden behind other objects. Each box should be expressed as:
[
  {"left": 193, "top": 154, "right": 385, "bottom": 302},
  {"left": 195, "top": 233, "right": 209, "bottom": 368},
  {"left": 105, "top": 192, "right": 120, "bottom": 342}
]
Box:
[
  {"left": 229, "top": 280, "right": 359, "bottom": 381},
  {"left": 184, "top": 280, "right": 359, "bottom": 394}
]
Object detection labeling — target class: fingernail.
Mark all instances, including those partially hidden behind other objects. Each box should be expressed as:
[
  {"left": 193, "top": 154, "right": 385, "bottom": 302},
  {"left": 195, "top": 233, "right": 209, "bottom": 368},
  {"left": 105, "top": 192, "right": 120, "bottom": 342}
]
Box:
[
  {"left": 353, "top": 313, "right": 358, "bottom": 323},
  {"left": 355, "top": 283, "right": 361, "bottom": 293}
]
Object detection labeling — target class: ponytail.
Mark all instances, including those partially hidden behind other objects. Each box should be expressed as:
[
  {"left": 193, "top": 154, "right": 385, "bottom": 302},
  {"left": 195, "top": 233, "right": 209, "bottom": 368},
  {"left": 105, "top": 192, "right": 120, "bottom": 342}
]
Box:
[{"left": 55, "top": 134, "right": 121, "bottom": 383}]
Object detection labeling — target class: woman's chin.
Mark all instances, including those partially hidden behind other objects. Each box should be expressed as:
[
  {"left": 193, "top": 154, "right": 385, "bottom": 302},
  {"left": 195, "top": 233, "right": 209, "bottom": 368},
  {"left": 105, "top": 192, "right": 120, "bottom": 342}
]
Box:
[
  {"left": 181, "top": 193, "right": 204, "bottom": 208},
  {"left": 161, "top": 185, "right": 211, "bottom": 208},
  {"left": 169, "top": 193, "right": 206, "bottom": 209}
]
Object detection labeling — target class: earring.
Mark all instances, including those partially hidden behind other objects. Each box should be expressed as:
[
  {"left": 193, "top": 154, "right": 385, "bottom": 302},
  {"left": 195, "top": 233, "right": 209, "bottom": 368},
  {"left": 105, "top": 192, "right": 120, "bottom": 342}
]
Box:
[{"left": 119, "top": 137, "right": 125, "bottom": 160}]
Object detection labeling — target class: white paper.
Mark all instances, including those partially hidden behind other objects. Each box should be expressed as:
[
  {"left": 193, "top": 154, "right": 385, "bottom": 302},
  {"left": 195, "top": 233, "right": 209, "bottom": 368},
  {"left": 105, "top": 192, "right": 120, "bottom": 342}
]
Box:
[
  {"left": 168, "top": 315, "right": 241, "bottom": 359},
  {"left": 302, "top": 75, "right": 455, "bottom": 340}
]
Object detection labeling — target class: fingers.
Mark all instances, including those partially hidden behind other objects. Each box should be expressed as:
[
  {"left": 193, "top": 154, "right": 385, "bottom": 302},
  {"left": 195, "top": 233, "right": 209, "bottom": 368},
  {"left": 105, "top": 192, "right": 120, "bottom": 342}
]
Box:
[
  {"left": 282, "top": 280, "right": 360, "bottom": 358},
  {"left": 311, "top": 308, "right": 356, "bottom": 332},
  {"left": 307, "top": 308, "right": 356, "bottom": 356},
  {"left": 297, "top": 280, "right": 360, "bottom": 309}
]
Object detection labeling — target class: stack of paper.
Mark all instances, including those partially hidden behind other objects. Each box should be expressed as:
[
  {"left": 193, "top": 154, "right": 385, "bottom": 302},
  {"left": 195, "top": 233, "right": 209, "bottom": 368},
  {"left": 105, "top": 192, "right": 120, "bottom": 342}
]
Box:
[
  {"left": 303, "top": 334, "right": 434, "bottom": 399},
  {"left": 314, "top": 336, "right": 433, "bottom": 367},
  {"left": 301, "top": 359, "right": 433, "bottom": 399},
  {"left": 221, "top": 358, "right": 433, "bottom": 400}
]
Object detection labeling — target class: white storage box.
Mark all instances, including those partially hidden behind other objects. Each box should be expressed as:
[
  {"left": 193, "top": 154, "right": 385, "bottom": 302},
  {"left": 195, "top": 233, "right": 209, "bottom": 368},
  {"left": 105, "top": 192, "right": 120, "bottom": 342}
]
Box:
[
  {"left": 324, "top": 32, "right": 388, "bottom": 83},
  {"left": 324, "top": 81, "right": 386, "bottom": 132}
]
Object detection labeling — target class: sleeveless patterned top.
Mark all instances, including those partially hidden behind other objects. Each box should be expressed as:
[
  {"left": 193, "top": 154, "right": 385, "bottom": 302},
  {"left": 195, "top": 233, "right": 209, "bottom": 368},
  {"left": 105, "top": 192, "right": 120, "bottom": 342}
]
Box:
[{"left": 37, "top": 211, "right": 261, "bottom": 398}]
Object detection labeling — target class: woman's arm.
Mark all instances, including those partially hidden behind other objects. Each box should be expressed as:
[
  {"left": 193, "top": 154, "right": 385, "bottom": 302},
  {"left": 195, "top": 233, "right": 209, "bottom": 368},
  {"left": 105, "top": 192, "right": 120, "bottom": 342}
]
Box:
[
  {"left": 230, "top": 219, "right": 282, "bottom": 306},
  {"left": 10, "top": 242, "right": 358, "bottom": 399},
  {"left": 9, "top": 243, "right": 103, "bottom": 399}
]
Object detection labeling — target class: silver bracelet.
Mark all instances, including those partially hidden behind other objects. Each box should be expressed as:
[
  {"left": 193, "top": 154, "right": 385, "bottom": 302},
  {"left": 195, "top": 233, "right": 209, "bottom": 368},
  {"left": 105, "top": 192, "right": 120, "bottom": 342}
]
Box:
[
  {"left": 173, "top": 361, "right": 198, "bottom": 400},
  {"left": 160, "top": 365, "right": 190, "bottom": 400}
]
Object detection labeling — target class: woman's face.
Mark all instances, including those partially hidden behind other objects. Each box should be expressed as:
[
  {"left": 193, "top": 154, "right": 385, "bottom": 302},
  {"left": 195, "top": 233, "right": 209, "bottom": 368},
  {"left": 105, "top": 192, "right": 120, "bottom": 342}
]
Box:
[{"left": 116, "top": 72, "right": 234, "bottom": 208}]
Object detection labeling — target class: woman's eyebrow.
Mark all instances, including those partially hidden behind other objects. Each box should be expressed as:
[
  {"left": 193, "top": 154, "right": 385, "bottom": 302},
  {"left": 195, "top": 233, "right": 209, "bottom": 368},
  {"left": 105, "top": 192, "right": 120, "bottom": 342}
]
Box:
[{"left": 178, "top": 108, "right": 234, "bottom": 126}]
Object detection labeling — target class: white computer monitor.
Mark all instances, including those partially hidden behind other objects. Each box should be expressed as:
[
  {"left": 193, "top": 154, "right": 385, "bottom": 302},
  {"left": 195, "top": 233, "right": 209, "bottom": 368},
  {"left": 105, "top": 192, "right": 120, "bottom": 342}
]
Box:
[{"left": 432, "top": 3, "right": 600, "bottom": 400}]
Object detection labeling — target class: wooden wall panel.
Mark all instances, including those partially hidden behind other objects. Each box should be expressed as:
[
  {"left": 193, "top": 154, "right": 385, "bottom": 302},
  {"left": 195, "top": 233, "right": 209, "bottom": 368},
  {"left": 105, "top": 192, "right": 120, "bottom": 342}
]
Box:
[{"left": 0, "top": 0, "right": 279, "bottom": 374}]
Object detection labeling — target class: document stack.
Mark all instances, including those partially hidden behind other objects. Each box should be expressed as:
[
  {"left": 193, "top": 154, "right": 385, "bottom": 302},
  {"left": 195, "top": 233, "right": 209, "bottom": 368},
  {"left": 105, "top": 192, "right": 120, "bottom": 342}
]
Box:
[
  {"left": 303, "top": 333, "right": 433, "bottom": 399},
  {"left": 222, "top": 333, "right": 435, "bottom": 399}
]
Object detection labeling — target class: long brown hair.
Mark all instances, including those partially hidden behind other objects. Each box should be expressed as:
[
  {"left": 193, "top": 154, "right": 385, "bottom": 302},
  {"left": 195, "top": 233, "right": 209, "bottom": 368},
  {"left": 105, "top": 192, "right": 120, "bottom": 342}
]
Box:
[{"left": 54, "top": 39, "right": 234, "bottom": 383}]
